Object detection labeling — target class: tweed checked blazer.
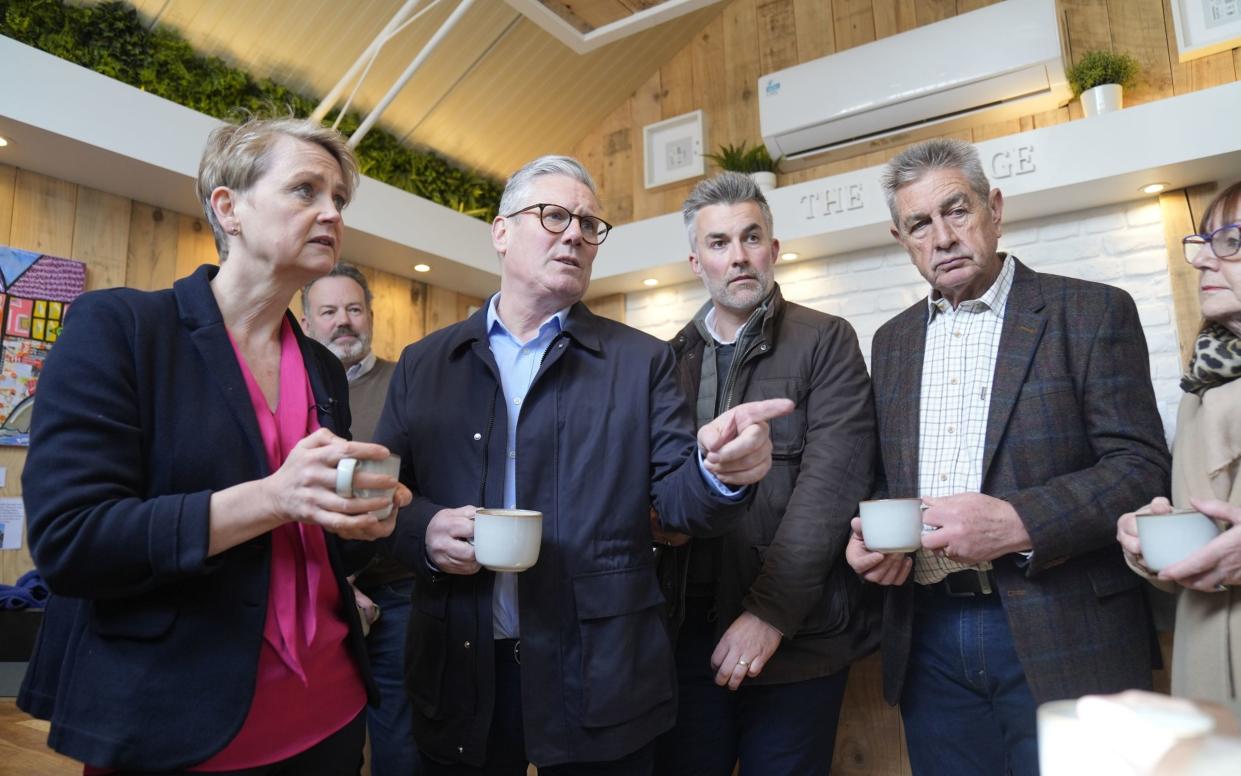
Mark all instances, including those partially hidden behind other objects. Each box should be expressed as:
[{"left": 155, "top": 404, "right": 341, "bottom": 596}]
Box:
[{"left": 871, "top": 258, "right": 1171, "bottom": 705}]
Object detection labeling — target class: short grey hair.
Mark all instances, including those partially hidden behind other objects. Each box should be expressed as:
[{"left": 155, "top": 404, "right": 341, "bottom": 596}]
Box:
[
  {"left": 682, "top": 172, "right": 774, "bottom": 249},
  {"left": 880, "top": 138, "right": 991, "bottom": 225},
  {"left": 197, "top": 117, "right": 358, "bottom": 261},
  {"left": 300, "top": 262, "right": 373, "bottom": 313},
  {"left": 498, "top": 155, "right": 599, "bottom": 217}
]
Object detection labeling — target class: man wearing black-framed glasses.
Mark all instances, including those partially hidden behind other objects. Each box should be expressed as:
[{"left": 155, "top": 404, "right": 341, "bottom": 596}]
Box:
[{"left": 376, "top": 155, "right": 793, "bottom": 775}]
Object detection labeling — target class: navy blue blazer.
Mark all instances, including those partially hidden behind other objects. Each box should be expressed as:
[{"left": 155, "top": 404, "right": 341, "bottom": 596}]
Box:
[{"left": 18, "top": 265, "right": 375, "bottom": 770}]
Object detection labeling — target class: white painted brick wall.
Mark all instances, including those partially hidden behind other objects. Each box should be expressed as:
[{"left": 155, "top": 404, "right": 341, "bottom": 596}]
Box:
[{"left": 624, "top": 198, "right": 1184, "bottom": 444}]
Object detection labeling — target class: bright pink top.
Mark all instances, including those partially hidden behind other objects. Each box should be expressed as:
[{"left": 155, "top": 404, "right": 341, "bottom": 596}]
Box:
[
  {"left": 195, "top": 318, "right": 366, "bottom": 770},
  {"left": 86, "top": 320, "right": 366, "bottom": 775}
]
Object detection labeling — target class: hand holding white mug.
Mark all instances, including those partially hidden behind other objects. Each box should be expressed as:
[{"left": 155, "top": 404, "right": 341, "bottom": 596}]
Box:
[
  {"left": 426, "top": 505, "right": 481, "bottom": 575},
  {"left": 263, "top": 428, "right": 404, "bottom": 541},
  {"left": 846, "top": 516, "right": 913, "bottom": 586},
  {"left": 335, "top": 453, "right": 402, "bottom": 518},
  {"left": 1117, "top": 497, "right": 1172, "bottom": 573},
  {"left": 1159, "top": 498, "right": 1241, "bottom": 591}
]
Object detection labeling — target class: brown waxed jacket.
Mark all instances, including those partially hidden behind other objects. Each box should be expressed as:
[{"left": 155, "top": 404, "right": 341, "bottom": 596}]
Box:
[{"left": 663, "top": 284, "right": 880, "bottom": 683}]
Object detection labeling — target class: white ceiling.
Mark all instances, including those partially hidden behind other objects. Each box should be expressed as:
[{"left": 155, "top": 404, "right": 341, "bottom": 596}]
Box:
[{"left": 80, "top": 0, "right": 723, "bottom": 182}]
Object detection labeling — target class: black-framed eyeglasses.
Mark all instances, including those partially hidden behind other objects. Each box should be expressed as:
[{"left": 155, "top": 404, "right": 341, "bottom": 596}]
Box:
[
  {"left": 504, "top": 203, "right": 612, "bottom": 245},
  {"left": 1184, "top": 222, "right": 1241, "bottom": 263}
]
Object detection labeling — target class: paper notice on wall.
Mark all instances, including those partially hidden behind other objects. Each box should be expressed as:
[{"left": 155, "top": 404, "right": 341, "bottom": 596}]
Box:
[{"left": 0, "top": 497, "right": 23, "bottom": 550}]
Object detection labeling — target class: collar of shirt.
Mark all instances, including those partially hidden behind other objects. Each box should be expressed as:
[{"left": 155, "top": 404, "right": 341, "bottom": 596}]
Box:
[
  {"left": 485, "top": 293, "right": 568, "bottom": 347},
  {"left": 702, "top": 306, "right": 741, "bottom": 345},
  {"left": 925, "top": 253, "right": 1017, "bottom": 324},
  {"left": 345, "top": 350, "right": 376, "bottom": 383}
]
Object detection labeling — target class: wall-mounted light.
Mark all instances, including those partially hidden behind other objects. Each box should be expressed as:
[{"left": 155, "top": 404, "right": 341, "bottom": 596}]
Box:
[
  {"left": 0, "top": 136, "right": 9, "bottom": 148},
  {"left": 413, "top": 263, "right": 431, "bottom": 273},
  {"left": 780, "top": 252, "right": 800, "bottom": 262},
  {"left": 1140, "top": 182, "right": 1168, "bottom": 195},
  {"left": 643, "top": 278, "right": 659, "bottom": 287}
]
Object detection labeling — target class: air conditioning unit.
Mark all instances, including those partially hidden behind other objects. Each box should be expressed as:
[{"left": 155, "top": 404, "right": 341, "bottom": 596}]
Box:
[{"left": 758, "top": 0, "right": 1070, "bottom": 160}]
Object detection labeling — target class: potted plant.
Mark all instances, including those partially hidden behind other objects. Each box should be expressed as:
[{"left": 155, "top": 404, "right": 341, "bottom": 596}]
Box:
[
  {"left": 1065, "top": 50, "right": 1140, "bottom": 117},
  {"left": 705, "top": 142, "right": 781, "bottom": 193}
]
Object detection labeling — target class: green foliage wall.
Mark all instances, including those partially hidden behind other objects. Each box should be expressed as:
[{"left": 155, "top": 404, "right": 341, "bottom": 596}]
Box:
[{"left": 0, "top": 0, "right": 502, "bottom": 220}]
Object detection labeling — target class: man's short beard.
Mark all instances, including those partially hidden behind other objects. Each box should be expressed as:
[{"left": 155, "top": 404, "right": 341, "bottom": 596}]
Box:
[{"left": 325, "top": 328, "right": 370, "bottom": 367}]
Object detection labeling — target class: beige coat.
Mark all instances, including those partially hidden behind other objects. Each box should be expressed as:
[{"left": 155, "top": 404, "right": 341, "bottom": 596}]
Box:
[{"left": 1163, "top": 377, "right": 1241, "bottom": 715}]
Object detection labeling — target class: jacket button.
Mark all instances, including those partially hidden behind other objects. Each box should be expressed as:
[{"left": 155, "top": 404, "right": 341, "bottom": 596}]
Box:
[
  {"left": 473, "top": 433, "right": 482, "bottom": 441},
  {"left": 463, "top": 640, "right": 471, "bottom": 649},
  {"left": 760, "top": 344, "right": 769, "bottom": 351},
  {"left": 458, "top": 745, "right": 465, "bottom": 754}
]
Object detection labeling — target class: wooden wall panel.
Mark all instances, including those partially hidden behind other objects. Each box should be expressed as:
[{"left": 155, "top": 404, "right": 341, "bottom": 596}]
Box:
[
  {"left": 125, "top": 204, "right": 180, "bottom": 291},
  {"left": 833, "top": 0, "right": 877, "bottom": 51},
  {"left": 632, "top": 71, "right": 668, "bottom": 222},
  {"left": 722, "top": 0, "right": 762, "bottom": 150},
  {"left": 793, "top": 0, "right": 837, "bottom": 60},
  {"left": 587, "top": 293, "right": 627, "bottom": 323},
  {"left": 1106, "top": 0, "right": 1175, "bottom": 106},
  {"left": 1159, "top": 189, "right": 1201, "bottom": 367},
  {"left": 9, "top": 171, "right": 76, "bottom": 257},
  {"left": 174, "top": 215, "right": 218, "bottom": 282},
  {"left": 358, "top": 265, "right": 426, "bottom": 362},
  {"left": 72, "top": 187, "right": 132, "bottom": 291},
  {"left": 425, "top": 283, "right": 463, "bottom": 335},
  {"left": 0, "top": 164, "right": 16, "bottom": 242},
  {"left": 757, "top": 0, "right": 801, "bottom": 75},
  {"left": 577, "top": 0, "right": 1241, "bottom": 224}
]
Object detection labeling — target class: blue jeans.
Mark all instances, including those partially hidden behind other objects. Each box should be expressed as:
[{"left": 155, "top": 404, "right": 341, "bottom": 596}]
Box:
[
  {"left": 900, "top": 588, "right": 1039, "bottom": 776},
  {"left": 360, "top": 578, "right": 420, "bottom": 776},
  {"left": 655, "top": 599, "right": 849, "bottom": 776}
]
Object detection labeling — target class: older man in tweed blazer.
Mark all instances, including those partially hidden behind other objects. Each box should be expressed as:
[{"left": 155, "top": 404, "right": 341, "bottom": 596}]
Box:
[{"left": 845, "top": 139, "right": 1171, "bottom": 776}]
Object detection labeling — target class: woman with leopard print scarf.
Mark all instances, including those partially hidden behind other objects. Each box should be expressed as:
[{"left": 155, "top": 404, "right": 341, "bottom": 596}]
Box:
[{"left": 1117, "top": 180, "right": 1241, "bottom": 716}]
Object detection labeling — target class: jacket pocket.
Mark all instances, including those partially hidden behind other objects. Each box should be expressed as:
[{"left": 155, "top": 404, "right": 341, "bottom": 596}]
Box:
[
  {"left": 795, "top": 563, "right": 861, "bottom": 639},
  {"left": 90, "top": 598, "right": 178, "bottom": 641},
  {"left": 574, "top": 565, "right": 673, "bottom": 728},
  {"left": 1088, "top": 562, "right": 1144, "bottom": 599},
  {"left": 754, "top": 377, "right": 805, "bottom": 459},
  {"left": 406, "top": 581, "right": 451, "bottom": 719}
]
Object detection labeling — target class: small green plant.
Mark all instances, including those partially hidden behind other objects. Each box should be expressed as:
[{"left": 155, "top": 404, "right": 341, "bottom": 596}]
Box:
[
  {"left": 1065, "top": 50, "right": 1141, "bottom": 97},
  {"left": 705, "top": 142, "right": 780, "bottom": 174}
]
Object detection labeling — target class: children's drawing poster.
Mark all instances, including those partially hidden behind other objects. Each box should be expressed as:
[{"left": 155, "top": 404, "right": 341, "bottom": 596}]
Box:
[{"left": 0, "top": 247, "right": 87, "bottom": 446}]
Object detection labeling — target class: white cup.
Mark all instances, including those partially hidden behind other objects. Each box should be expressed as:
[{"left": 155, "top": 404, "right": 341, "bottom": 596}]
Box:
[
  {"left": 859, "top": 498, "right": 925, "bottom": 553},
  {"left": 473, "top": 508, "right": 543, "bottom": 572},
  {"left": 1136, "top": 509, "right": 1221, "bottom": 572},
  {"left": 335, "top": 454, "right": 401, "bottom": 519}
]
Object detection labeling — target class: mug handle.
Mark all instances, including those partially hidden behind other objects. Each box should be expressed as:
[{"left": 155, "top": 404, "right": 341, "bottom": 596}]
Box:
[{"left": 336, "top": 457, "right": 358, "bottom": 498}]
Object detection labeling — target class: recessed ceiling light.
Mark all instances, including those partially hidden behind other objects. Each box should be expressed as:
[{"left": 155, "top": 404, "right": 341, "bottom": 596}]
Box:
[
  {"left": 643, "top": 278, "right": 659, "bottom": 287},
  {"left": 413, "top": 263, "right": 431, "bottom": 273},
  {"left": 780, "top": 252, "right": 799, "bottom": 262},
  {"left": 1141, "top": 182, "right": 1168, "bottom": 195},
  {"left": 0, "top": 136, "right": 9, "bottom": 148}
]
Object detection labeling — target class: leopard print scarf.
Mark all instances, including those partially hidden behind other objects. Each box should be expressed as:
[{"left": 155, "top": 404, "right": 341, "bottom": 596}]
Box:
[{"left": 1181, "top": 322, "right": 1241, "bottom": 395}]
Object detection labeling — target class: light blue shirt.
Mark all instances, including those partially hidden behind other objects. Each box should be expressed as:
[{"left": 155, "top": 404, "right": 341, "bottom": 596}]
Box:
[
  {"left": 485, "top": 294, "right": 567, "bottom": 639},
  {"left": 484, "top": 294, "right": 745, "bottom": 639}
]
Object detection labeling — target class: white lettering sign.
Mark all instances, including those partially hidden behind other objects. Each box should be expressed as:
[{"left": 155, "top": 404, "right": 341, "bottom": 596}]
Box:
[
  {"left": 800, "top": 183, "right": 866, "bottom": 220},
  {"left": 990, "top": 145, "right": 1036, "bottom": 179}
]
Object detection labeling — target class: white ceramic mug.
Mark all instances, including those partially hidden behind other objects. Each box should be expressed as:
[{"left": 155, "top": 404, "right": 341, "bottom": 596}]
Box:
[
  {"left": 473, "top": 508, "right": 543, "bottom": 572},
  {"left": 859, "top": 498, "right": 925, "bottom": 553},
  {"left": 335, "top": 454, "right": 401, "bottom": 519},
  {"left": 1136, "top": 509, "right": 1221, "bottom": 572}
]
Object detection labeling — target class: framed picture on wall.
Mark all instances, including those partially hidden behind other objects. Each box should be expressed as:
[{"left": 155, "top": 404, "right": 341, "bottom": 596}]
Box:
[
  {"left": 1169, "top": 0, "right": 1241, "bottom": 62},
  {"left": 643, "top": 110, "right": 705, "bottom": 189}
]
